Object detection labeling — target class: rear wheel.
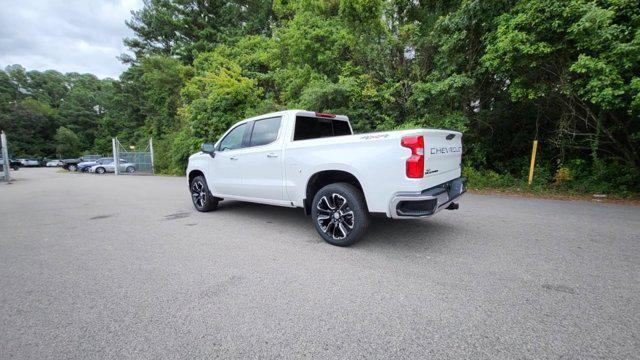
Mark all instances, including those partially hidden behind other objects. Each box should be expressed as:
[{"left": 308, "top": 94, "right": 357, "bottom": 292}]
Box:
[
  {"left": 190, "top": 175, "right": 218, "bottom": 212},
  {"left": 68, "top": 164, "right": 77, "bottom": 172},
  {"left": 311, "top": 182, "right": 369, "bottom": 246},
  {"left": 126, "top": 166, "right": 135, "bottom": 173}
]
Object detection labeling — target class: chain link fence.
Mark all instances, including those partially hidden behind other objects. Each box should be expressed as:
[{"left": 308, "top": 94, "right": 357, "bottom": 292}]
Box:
[{"left": 112, "top": 138, "right": 154, "bottom": 175}]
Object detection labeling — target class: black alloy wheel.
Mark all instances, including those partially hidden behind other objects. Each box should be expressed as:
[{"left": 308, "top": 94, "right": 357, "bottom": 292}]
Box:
[
  {"left": 190, "top": 175, "right": 218, "bottom": 212},
  {"left": 311, "top": 182, "right": 369, "bottom": 246}
]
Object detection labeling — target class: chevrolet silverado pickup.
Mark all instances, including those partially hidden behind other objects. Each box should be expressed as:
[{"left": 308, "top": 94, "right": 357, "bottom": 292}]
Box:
[{"left": 187, "top": 110, "right": 465, "bottom": 246}]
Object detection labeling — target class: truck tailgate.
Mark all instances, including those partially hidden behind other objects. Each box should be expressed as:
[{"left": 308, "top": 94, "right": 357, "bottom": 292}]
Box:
[{"left": 422, "top": 130, "right": 462, "bottom": 179}]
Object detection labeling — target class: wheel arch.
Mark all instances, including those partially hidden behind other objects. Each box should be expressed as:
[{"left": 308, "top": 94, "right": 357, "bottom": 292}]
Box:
[
  {"left": 304, "top": 170, "right": 367, "bottom": 215},
  {"left": 188, "top": 169, "right": 205, "bottom": 185}
]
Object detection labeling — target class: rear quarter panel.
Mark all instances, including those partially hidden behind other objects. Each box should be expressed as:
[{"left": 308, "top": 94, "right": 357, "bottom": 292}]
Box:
[{"left": 285, "top": 129, "right": 462, "bottom": 215}]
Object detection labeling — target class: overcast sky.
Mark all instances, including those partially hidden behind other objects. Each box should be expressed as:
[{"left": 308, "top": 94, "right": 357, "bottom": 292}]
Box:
[{"left": 0, "top": 0, "right": 143, "bottom": 79}]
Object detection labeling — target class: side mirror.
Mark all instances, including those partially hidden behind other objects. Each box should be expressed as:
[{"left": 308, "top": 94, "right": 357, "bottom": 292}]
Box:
[{"left": 201, "top": 142, "right": 216, "bottom": 157}]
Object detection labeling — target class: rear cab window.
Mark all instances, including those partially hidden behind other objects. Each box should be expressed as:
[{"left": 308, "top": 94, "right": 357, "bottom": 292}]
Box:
[{"left": 293, "top": 116, "right": 352, "bottom": 141}]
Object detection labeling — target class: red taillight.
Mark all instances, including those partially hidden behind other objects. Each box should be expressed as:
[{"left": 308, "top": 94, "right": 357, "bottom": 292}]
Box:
[
  {"left": 315, "top": 112, "right": 336, "bottom": 118},
  {"left": 401, "top": 135, "right": 424, "bottom": 178}
]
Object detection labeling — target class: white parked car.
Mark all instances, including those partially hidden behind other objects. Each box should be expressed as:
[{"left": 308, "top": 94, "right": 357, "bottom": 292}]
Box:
[
  {"left": 46, "top": 160, "right": 64, "bottom": 167},
  {"left": 187, "top": 110, "right": 464, "bottom": 246},
  {"left": 21, "top": 159, "right": 40, "bottom": 167},
  {"left": 89, "top": 161, "right": 136, "bottom": 174}
]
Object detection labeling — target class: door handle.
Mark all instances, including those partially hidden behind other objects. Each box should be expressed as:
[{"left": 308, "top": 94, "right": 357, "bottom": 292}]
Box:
[
  {"left": 266, "top": 153, "right": 278, "bottom": 158},
  {"left": 230, "top": 156, "right": 238, "bottom": 160}
]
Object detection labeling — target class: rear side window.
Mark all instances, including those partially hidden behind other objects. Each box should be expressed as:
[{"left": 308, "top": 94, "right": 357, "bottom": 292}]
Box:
[
  {"left": 249, "top": 117, "right": 281, "bottom": 146},
  {"left": 293, "top": 116, "right": 352, "bottom": 141}
]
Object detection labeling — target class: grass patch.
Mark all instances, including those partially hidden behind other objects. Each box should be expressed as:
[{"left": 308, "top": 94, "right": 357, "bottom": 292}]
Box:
[{"left": 463, "top": 166, "right": 639, "bottom": 200}]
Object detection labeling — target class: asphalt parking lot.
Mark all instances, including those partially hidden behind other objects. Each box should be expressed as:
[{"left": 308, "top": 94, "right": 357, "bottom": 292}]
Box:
[{"left": 1, "top": 168, "right": 638, "bottom": 359}]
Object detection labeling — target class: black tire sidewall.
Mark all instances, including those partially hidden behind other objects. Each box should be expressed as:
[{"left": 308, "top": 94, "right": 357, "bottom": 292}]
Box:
[
  {"left": 190, "top": 175, "right": 217, "bottom": 212},
  {"left": 96, "top": 167, "right": 105, "bottom": 174},
  {"left": 311, "top": 182, "right": 369, "bottom": 246}
]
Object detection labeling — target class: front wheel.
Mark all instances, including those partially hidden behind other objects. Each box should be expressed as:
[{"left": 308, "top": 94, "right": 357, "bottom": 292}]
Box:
[
  {"left": 68, "top": 164, "right": 77, "bottom": 172},
  {"left": 311, "top": 182, "right": 369, "bottom": 247},
  {"left": 190, "top": 175, "right": 218, "bottom": 212},
  {"left": 11, "top": 165, "right": 19, "bottom": 171},
  {"left": 125, "top": 166, "right": 135, "bottom": 173},
  {"left": 95, "top": 167, "right": 105, "bottom": 174}
]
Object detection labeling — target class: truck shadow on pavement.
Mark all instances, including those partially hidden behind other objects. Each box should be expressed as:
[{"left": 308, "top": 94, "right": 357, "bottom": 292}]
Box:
[{"left": 215, "top": 201, "right": 457, "bottom": 251}]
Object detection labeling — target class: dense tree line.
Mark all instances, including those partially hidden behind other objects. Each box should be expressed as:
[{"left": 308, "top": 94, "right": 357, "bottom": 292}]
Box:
[{"left": 1, "top": 0, "right": 638, "bottom": 195}]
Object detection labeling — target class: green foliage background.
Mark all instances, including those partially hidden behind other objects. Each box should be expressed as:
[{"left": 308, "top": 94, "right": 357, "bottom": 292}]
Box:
[{"left": 1, "top": 0, "right": 638, "bottom": 196}]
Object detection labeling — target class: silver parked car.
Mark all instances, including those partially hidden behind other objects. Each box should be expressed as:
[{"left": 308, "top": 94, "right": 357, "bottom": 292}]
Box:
[
  {"left": 89, "top": 161, "right": 136, "bottom": 174},
  {"left": 78, "top": 157, "right": 116, "bottom": 172},
  {"left": 46, "top": 160, "right": 64, "bottom": 167},
  {"left": 21, "top": 159, "right": 40, "bottom": 167}
]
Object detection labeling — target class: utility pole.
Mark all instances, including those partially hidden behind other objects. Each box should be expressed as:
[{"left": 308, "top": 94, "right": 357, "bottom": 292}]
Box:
[
  {"left": 112, "top": 138, "right": 119, "bottom": 175},
  {"left": 149, "top": 137, "right": 154, "bottom": 174},
  {"left": 1, "top": 131, "right": 10, "bottom": 182}
]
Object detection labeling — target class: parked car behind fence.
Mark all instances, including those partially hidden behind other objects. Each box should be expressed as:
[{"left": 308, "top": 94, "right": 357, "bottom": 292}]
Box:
[
  {"left": 0, "top": 158, "right": 21, "bottom": 171},
  {"left": 46, "top": 160, "right": 64, "bottom": 167},
  {"left": 89, "top": 161, "right": 136, "bottom": 174},
  {"left": 61, "top": 155, "right": 103, "bottom": 171},
  {"left": 77, "top": 158, "right": 117, "bottom": 172},
  {"left": 21, "top": 159, "right": 40, "bottom": 167}
]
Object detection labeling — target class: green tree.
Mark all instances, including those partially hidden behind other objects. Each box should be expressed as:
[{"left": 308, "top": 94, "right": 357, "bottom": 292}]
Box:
[
  {"left": 180, "top": 52, "right": 264, "bottom": 140},
  {"left": 54, "top": 126, "right": 81, "bottom": 157},
  {"left": 124, "top": 0, "right": 274, "bottom": 63},
  {"left": 483, "top": 0, "right": 640, "bottom": 168}
]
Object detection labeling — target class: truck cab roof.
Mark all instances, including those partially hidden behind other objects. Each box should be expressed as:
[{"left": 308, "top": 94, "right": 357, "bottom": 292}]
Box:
[{"left": 237, "top": 110, "right": 349, "bottom": 126}]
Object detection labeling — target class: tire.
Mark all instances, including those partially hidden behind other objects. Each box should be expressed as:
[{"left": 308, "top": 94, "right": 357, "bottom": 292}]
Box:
[
  {"left": 11, "top": 165, "right": 19, "bottom": 171},
  {"left": 95, "top": 167, "right": 105, "bottom": 174},
  {"left": 126, "top": 166, "right": 135, "bottom": 173},
  {"left": 68, "top": 164, "right": 77, "bottom": 172},
  {"left": 311, "top": 182, "right": 369, "bottom": 246},
  {"left": 190, "top": 175, "right": 218, "bottom": 212}
]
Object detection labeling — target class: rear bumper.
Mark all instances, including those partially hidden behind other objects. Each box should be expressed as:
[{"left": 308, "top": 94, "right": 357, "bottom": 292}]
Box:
[{"left": 388, "top": 177, "right": 466, "bottom": 219}]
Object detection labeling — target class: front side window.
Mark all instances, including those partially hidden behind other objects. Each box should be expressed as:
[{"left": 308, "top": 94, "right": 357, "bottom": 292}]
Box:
[
  {"left": 219, "top": 123, "right": 247, "bottom": 151},
  {"left": 249, "top": 117, "right": 281, "bottom": 147}
]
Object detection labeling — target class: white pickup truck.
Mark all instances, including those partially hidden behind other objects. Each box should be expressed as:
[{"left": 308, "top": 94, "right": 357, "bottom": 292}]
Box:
[{"left": 187, "top": 110, "right": 465, "bottom": 246}]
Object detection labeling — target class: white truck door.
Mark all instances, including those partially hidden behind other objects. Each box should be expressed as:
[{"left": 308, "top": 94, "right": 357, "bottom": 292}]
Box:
[
  {"left": 210, "top": 122, "right": 248, "bottom": 196},
  {"left": 239, "top": 116, "right": 284, "bottom": 200}
]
